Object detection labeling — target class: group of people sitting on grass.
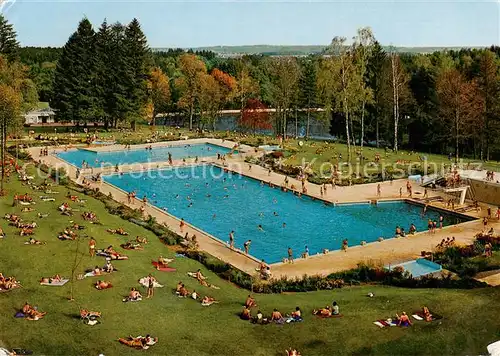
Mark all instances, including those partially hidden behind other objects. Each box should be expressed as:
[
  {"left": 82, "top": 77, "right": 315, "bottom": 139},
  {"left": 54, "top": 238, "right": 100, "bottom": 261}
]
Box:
[
  {"left": 0, "top": 273, "right": 21, "bottom": 291},
  {"left": 82, "top": 211, "right": 98, "bottom": 222},
  {"left": 240, "top": 295, "right": 312, "bottom": 324},
  {"left": 175, "top": 281, "right": 218, "bottom": 306},
  {"left": 312, "top": 302, "right": 340, "bottom": 317}
]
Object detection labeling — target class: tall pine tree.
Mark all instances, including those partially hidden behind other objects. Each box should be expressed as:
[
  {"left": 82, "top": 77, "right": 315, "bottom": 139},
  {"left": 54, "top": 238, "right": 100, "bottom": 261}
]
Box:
[
  {"left": 123, "top": 18, "right": 151, "bottom": 129},
  {"left": 52, "top": 18, "right": 97, "bottom": 123},
  {"left": 0, "top": 15, "right": 19, "bottom": 62}
]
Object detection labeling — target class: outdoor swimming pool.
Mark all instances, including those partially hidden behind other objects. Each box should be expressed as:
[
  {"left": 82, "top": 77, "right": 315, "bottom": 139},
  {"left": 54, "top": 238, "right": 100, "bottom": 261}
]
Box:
[
  {"left": 56, "top": 143, "right": 234, "bottom": 168},
  {"left": 386, "top": 259, "right": 442, "bottom": 278},
  {"left": 103, "top": 165, "right": 469, "bottom": 263}
]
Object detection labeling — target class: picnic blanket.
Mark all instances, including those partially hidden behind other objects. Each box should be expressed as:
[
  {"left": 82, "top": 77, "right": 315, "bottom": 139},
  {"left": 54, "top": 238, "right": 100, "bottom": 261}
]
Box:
[
  {"left": 40, "top": 279, "right": 69, "bottom": 286},
  {"left": 151, "top": 261, "right": 176, "bottom": 272}
]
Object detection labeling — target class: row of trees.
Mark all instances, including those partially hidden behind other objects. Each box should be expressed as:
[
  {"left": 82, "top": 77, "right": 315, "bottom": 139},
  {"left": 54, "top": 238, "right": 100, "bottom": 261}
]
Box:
[
  {"left": 0, "top": 15, "right": 38, "bottom": 192},
  {"left": 11, "top": 16, "right": 500, "bottom": 160}
]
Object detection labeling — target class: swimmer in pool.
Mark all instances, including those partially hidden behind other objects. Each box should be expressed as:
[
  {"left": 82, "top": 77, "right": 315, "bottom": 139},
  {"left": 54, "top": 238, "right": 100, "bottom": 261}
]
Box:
[
  {"left": 273, "top": 212, "right": 279, "bottom": 216},
  {"left": 212, "top": 214, "right": 216, "bottom": 220},
  {"left": 206, "top": 194, "right": 211, "bottom": 198},
  {"left": 259, "top": 212, "right": 264, "bottom": 217},
  {"left": 282, "top": 223, "right": 286, "bottom": 228},
  {"left": 258, "top": 225, "right": 265, "bottom": 232},
  {"left": 273, "top": 198, "right": 277, "bottom": 204}
]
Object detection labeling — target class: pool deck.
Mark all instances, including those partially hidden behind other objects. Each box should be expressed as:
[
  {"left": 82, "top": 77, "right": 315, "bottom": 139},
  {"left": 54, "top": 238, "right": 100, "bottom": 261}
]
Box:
[{"left": 28, "top": 139, "right": 499, "bottom": 279}]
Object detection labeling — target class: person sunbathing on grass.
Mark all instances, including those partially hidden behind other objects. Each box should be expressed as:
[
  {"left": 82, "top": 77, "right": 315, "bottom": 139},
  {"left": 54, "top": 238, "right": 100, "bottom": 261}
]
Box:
[
  {"left": 0, "top": 227, "right": 5, "bottom": 238},
  {"left": 313, "top": 306, "right": 332, "bottom": 317},
  {"left": 58, "top": 229, "right": 76, "bottom": 240},
  {"left": 157, "top": 256, "right": 173, "bottom": 268},
  {"left": 118, "top": 335, "right": 157, "bottom": 349},
  {"left": 92, "top": 266, "right": 102, "bottom": 276},
  {"left": 136, "top": 236, "right": 148, "bottom": 244},
  {"left": 21, "top": 207, "right": 35, "bottom": 212},
  {"left": 19, "top": 228, "right": 34, "bottom": 236},
  {"left": 271, "top": 309, "right": 284, "bottom": 322},
  {"left": 286, "top": 349, "right": 301, "bottom": 356},
  {"left": 121, "top": 241, "right": 142, "bottom": 250},
  {"left": 107, "top": 228, "right": 128, "bottom": 236},
  {"left": 176, "top": 281, "right": 183, "bottom": 293},
  {"left": 245, "top": 295, "right": 257, "bottom": 309},
  {"left": 95, "top": 280, "right": 112, "bottom": 290},
  {"left": 126, "top": 287, "right": 142, "bottom": 301},
  {"left": 21, "top": 302, "right": 46, "bottom": 320},
  {"left": 103, "top": 260, "right": 114, "bottom": 273},
  {"left": 422, "top": 306, "right": 433, "bottom": 322},
  {"left": 40, "top": 275, "right": 62, "bottom": 284},
  {"left": 201, "top": 296, "right": 217, "bottom": 305},
  {"left": 25, "top": 237, "right": 44, "bottom": 245},
  {"left": 178, "top": 284, "right": 189, "bottom": 297},
  {"left": 396, "top": 312, "right": 412, "bottom": 327},
  {"left": 80, "top": 309, "right": 101, "bottom": 319},
  {"left": 240, "top": 306, "right": 251, "bottom": 320},
  {"left": 291, "top": 307, "right": 302, "bottom": 320}
]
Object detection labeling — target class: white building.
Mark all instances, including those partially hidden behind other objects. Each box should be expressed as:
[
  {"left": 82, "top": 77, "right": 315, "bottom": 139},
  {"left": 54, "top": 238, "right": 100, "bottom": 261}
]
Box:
[{"left": 24, "top": 108, "right": 56, "bottom": 125}]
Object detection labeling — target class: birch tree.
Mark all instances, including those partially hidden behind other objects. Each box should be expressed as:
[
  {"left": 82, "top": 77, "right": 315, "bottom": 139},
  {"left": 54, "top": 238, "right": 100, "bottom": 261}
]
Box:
[{"left": 389, "top": 51, "right": 410, "bottom": 152}]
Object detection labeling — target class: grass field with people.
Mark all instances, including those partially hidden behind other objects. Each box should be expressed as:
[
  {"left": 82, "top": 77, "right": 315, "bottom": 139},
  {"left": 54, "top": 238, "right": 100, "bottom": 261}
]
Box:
[{"left": 0, "top": 161, "right": 499, "bottom": 355}]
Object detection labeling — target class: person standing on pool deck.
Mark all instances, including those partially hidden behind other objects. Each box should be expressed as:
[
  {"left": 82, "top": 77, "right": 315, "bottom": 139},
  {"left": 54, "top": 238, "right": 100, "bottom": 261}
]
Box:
[
  {"left": 244, "top": 240, "right": 251, "bottom": 254},
  {"left": 439, "top": 215, "right": 444, "bottom": 229},
  {"left": 180, "top": 219, "right": 185, "bottom": 233},
  {"left": 229, "top": 231, "right": 235, "bottom": 249},
  {"left": 287, "top": 247, "right": 294, "bottom": 263},
  {"left": 377, "top": 184, "right": 381, "bottom": 197}
]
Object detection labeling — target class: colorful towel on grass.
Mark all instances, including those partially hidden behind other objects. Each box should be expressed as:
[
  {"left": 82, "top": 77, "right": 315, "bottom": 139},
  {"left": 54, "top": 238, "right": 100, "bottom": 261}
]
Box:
[
  {"left": 151, "top": 261, "right": 176, "bottom": 272},
  {"left": 412, "top": 311, "right": 443, "bottom": 321},
  {"left": 40, "top": 279, "right": 69, "bottom": 286},
  {"left": 373, "top": 319, "right": 398, "bottom": 328}
]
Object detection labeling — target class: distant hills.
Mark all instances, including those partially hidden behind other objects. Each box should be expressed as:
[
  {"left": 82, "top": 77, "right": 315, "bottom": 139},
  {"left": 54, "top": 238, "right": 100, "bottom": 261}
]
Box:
[{"left": 154, "top": 45, "right": 486, "bottom": 56}]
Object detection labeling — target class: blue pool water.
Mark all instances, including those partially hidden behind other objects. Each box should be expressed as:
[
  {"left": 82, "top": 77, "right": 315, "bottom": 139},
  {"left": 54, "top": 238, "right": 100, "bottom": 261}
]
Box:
[
  {"left": 103, "top": 165, "right": 469, "bottom": 263},
  {"left": 56, "top": 143, "right": 234, "bottom": 168},
  {"left": 387, "top": 259, "right": 442, "bottom": 278}
]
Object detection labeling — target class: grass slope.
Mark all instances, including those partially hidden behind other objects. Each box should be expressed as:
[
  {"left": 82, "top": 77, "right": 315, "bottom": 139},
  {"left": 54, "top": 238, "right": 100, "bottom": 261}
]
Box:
[{"left": 0, "top": 164, "right": 499, "bottom": 355}]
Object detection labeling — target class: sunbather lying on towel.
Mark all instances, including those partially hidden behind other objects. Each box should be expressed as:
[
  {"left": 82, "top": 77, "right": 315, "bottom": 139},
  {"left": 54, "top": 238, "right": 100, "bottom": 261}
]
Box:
[
  {"left": 19, "top": 228, "right": 34, "bottom": 236},
  {"left": 313, "top": 306, "right": 332, "bottom": 317},
  {"left": 187, "top": 270, "right": 220, "bottom": 289},
  {"left": 0, "top": 227, "right": 4, "bottom": 238},
  {"left": 155, "top": 256, "right": 173, "bottom": 269},
  {"left": 103, "top": 246, "right": 128, "bottom": 260},
  {"left": 121, "top": 242, "right": 143, "bottom": 250},
  {"left": 201, "top": 296, "right": 218, "bottom": 306},
  {"left": 40, "top": 275, "right": 62, "bottom": 284},
  {"left": 0, "top": 274, "right": 21, "bottom": 290},
  {"left": 80, "top": 309, "right": 101, "bottom": 319},
  {"left": 123, "top": 287, "right": 142, "bottom": 302},
  {"left": 21, "top": 207, "right": 35, "bottom": 212},
  {"left": 107, "top": 228, "right": 128, "bottom": 236},
  {"left": 37, "top": 213, "right": 49, "bottom": 219},
  {"left": 95, "top": 280, "right": 112, "bottom": 290},
  {"left": 25, "top": 237, "right": 44, "bottom": 245},
  {"left": 286, "top": 349, "right": 301, "bottom": 356},
  {"left": 118, "top": 335, "right": 157, "bottom": 350}
]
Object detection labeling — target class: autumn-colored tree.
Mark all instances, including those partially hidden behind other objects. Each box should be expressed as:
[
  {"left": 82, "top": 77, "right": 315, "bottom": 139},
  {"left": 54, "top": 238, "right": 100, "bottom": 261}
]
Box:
[
  {"left": 197, "top": 72, "right": 220, "bottom": 130},
  {"left": 175, "top": 53, "right": 207, "bottom": 130},
  {"left": 234, "top": 64, "right": 258, "bottom": 121},
  {"left": 239, "top": 99, "right": 271, "bottom": 135},
  {"left": 437, "top": 68, "right": 484, "bottom": 163},
  {"left": 149, "top": 66, "right": 171, "bottom": 126},
  {"left": 211, "top": 68, "right": 237, "bottom": 104}
]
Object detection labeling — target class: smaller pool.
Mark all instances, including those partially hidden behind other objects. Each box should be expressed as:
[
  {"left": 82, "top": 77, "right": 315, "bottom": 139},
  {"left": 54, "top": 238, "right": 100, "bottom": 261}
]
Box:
[{"left": 387, "top": 258, "right": 442, "bottom": 278}]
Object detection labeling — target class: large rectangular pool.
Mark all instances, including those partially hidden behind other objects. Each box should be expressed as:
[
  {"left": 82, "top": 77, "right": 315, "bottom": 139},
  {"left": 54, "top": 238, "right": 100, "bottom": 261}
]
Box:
[
  {"left": 56, "top": 143, "right": 234, "bottom": 168},
  {"left": 103, "top": 165, "right": 469, "bottom": 263}
]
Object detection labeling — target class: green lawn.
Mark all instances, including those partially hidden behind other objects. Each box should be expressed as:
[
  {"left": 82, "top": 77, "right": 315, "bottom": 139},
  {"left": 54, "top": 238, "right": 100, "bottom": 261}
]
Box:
[{"left": 0, "top": 155, "right": 500, "bottom": 355}]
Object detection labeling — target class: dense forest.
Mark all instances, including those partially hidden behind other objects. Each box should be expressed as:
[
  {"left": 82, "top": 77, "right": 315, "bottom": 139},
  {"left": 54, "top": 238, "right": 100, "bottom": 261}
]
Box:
[{"left": 5, "top": 16, "right": 500, "bottom": 160}]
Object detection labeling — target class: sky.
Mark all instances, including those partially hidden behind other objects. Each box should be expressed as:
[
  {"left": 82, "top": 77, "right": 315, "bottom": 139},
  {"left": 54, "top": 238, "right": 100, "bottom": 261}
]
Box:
[{"left": 2, "top": 0, "right": 500, "bottom": 48}]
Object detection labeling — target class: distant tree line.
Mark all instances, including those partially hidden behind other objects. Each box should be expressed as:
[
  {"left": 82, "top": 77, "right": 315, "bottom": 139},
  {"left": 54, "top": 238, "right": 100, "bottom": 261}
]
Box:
[{"left": 11, "top": 17, "right": 500, "bottom": 160}]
